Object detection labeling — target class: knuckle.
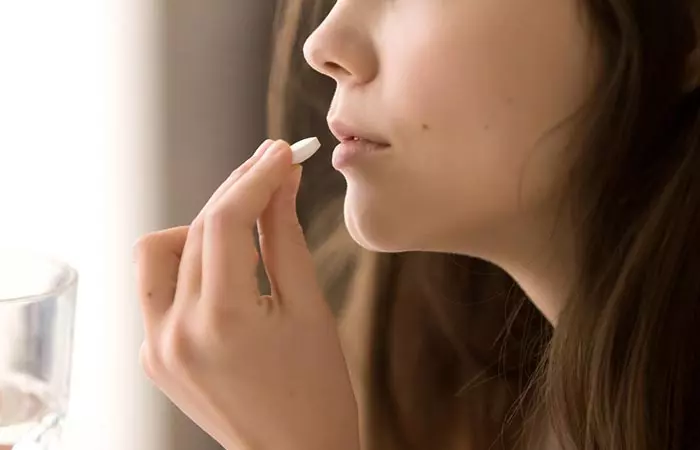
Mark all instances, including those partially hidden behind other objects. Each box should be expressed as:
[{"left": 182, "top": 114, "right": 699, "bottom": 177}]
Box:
[
  {"left": 197, "top": 305, "right": 231, "bottom": 340},
  {"left": 230, "top": 164, "right": 247, "bottom": 181},
  {"left": 190, "top": 216, "right": 206, "bottom": 236},
  {"left": 159, "top": 322, "right": 195, "bottom": 375},
  {"left": 133, "top": 233, "right": 159, "bottom": 260},
  {"left": 139, "top": 341, "right": 160, "bottom": 380},
  {"left": 192, "top": 322, "right": 223, "bottom": 352},
  {"left": 204, "top": 205, "right": 233, "bottom": 229},
  {"left": 204, "top": 203, "right": 246, "bottom": 234},
  {"left": 134, "top": 229, "right": 179, "bottom": 261},
  {"left": 194, "top": 304, "right": 244, "bottom": 350}
]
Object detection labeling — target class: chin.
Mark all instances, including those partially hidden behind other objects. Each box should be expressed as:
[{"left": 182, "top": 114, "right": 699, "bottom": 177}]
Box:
[
  {"left": 342, "top": 187, "right": 508, "bottom": 257},
  {"left": 343, "top": 194, "right": 418, "bottom": 253}
]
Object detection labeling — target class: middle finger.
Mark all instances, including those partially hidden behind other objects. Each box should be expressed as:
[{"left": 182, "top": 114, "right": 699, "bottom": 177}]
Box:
[
  {"left": 179, "top": 139, "right": 274, "bottom": 301},
  {"left": 194, "top": 139, "right": 274, "bottom": 223}
]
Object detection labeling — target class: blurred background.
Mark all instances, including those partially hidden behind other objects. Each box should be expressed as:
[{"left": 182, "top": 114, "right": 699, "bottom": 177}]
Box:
[{"left": 0, "top": 1, "right": 282, "bottom": 448}]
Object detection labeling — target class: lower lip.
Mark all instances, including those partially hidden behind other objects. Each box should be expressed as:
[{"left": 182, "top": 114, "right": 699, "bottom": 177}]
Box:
[{"left": 331, "top": 140, "right": 390, "bottom": 169}]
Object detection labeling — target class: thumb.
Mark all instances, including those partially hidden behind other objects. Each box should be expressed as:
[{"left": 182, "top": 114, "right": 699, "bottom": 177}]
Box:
[{"left": 257, "top": 165, "right": 320, "bottom": 302}]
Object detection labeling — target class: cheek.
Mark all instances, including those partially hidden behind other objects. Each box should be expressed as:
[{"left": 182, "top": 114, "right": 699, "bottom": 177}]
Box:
[
  {"left": 377, "top": 47, "right": 541, "bottom": 235},
  {"left": 379, "top": 26, "right": 537, "bottom": 211},
  {"left": 382, "top": 2, "right": 592, "bottom": 204},
  {"left": 345, "top": 50, "right": 543, "bottom": 252},
  {"left": 383, "top": 1, "right": 594, "bottom": 159},
  {"left": 344, "top": 0, "right": 596, "bottom": 252}
]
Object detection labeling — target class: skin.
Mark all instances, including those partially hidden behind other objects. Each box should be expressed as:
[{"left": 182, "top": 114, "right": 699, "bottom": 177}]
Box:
[
  {"left": 134, "top": 0, "right": 602, "bottom": 447},
  {"left": 135, "top": 141, "right": 359, "bottom": 450},
  {"left": 304, "top": 0, "right": 600, "bottom": 321}
]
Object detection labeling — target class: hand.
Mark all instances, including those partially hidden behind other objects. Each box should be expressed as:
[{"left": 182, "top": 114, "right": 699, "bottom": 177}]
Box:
[{"left": 133, "top": 140, "right": 360, "bottom": 450}]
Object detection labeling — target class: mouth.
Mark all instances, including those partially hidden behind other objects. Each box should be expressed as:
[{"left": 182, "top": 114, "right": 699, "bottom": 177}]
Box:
[
  {"left": 328, "top": 119, "right": 391, "bottom": 169},
  {"left": 328, "top": 119, "right": 391, "bottom": 147}
]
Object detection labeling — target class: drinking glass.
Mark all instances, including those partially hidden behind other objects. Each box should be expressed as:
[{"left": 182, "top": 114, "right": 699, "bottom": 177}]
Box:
[{"left": 0, "top": 250, "right": 78, "bottom": 450}]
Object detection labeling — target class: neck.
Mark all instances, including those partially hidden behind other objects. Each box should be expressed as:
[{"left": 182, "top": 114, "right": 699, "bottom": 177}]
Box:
[{"left": 461, "top": 208, "right": 577, "bottom": 324}]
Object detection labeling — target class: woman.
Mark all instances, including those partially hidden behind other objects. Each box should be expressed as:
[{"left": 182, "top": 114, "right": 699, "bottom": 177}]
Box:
[{"left": 134, "top": 0, "right": 700, "bottom": 449}]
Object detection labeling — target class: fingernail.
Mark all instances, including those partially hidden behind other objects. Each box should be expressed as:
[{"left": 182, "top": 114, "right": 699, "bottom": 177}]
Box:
[
  {"left": 292, "top": 163, "right": 303, "bottom": 179},
  {"left": 263, "top": 140, "right": 287, "bottom": 160},
  {"left": 254, "top": 139, "right": 274, "bottom": 157}
]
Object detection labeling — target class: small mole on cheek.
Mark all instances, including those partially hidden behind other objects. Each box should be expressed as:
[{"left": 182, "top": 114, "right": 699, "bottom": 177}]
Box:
[
  {"left": 506, "top": 97, "right": 514, "bottom": 104},
  {"left": 484, "top": 124, "right": 490, "bottom": 131},
  {"left": 422, "top": 123, "right": 430, "bottom": 131}
]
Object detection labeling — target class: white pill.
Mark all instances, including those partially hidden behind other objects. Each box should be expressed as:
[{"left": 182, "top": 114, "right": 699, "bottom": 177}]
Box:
[{"left": 290, "top": 136, "right": 321, "bottom": 164}]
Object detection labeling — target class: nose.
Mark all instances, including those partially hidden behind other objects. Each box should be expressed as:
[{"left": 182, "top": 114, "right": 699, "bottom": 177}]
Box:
[{"left": 303, "top": 5, "right": 378, "bottom": 85}]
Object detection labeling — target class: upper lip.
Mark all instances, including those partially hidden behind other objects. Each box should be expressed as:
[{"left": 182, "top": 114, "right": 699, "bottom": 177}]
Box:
[{"left": 328, "top": 119, "right": 390, "bottom": 145}]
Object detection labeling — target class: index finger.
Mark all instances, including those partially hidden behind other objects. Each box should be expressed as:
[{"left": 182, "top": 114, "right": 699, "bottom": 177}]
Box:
[
  {"left": 194, "top": 139, "right": 274, "bottom": 223},
  {"left": 201, "top": 140, "right": 294, "bottom": 305}
]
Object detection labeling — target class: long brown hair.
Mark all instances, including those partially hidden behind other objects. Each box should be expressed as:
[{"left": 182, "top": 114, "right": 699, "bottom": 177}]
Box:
[{"left": 267, "top": 1, "right": 700, "bottom": 449}]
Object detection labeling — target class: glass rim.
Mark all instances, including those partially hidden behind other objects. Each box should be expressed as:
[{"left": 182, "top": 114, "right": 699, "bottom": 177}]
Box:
[{"left": 0, "top": 249, "right": 79, "bottom": 304}]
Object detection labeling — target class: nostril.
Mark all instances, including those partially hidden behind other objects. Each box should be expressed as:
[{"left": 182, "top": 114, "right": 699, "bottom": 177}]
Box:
[{"left": 324, "top": 61, "right": 351, "bottom": 77}]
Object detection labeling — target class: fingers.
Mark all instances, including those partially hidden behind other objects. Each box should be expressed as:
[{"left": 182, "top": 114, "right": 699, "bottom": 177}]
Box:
[
  {"left": 134, "top": 226, "right": 189, "bottom": 334},
  {"left": 257, "top": 165, "right": 320, "bottom": 303},
  {"left": 184, "top": 139, "right": 274, "bottom": 301},
  {"left": 194, "top": 139, "right": 274, "bottom": 222},
  {"left": 201, "top": 140, "right": 294, "bottom": 305},
  {"left": 176, "top": 223, "right": 204, "bottom": 300}
]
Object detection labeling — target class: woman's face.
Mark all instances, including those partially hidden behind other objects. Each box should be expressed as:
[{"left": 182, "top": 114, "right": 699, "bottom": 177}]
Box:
[{"left": 304, "top": 0, "right": 599, "bottom": 258}]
